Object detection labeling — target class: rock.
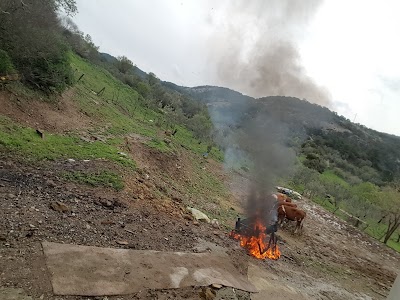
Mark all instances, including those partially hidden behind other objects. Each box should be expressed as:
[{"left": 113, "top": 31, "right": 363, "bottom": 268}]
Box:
[
  {"left": 50, "top": 201, "right": 70, "bottom": 213},
  {"left": 116, "top": 240, "right": 129, "bottom": 245},
  {"left": 36, "top": 129, "right": 45, "bottom": 139},
  {"left": 118, "top": 152, "right": 128, "bottom": 157},
  {"left": 67, "top": 158, "right": 75, "bottom": 162},
  {"left": 98, "top": 199, "right": 114, "bottom": 209},
  {"left": 211, "top": 219, "right": 220, "bottom": 229},
  {"left": 183, "top": 214, "right": 193, "bottom": 221},
  {"left": 85, "top": 224, "right": 91, "bottom": 230},
  {"left": 211, "top": 283, "right": 223, "bottom": 289},
  {"left": 199, "top": 287, "right": 216, "bottom": 300},
  {"left": 46, "top": 179, "right": 56, "bottom": 187},
  {"left": 7, "top": 193, "right": 16, "bottom": 199},
  {"left": 187, "top": 207, "right": 210, "bottom": 223},
  {"left": 193, "top": 221, "right": 200, "bottom": 226}
]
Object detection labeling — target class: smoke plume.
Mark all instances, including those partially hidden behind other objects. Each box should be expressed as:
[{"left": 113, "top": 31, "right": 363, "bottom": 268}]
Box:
[
  {"left": 211, "top": 0, "right": 331, "bottom": 106},
  {"left": 208, "top": 1, "right": 325, "bottom": 225}
]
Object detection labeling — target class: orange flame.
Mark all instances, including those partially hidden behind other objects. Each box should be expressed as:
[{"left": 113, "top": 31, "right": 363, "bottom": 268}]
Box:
[{"left": 230, "top": 220, "right": 281, "bottom": 260}]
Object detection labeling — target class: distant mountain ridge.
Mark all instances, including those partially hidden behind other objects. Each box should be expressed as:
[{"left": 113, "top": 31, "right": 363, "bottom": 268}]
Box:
[
  {"left": 163, "top": 84, "right": 400, "bottom": 183},
  {"left": 100, "top": 52, "right": 400, "bottom": 183}
]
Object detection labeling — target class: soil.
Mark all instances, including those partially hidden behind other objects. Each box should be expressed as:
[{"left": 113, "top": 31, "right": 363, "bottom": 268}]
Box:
[
  {"left": 0, "top": 89, "right": 94, "bottom": 133},
  {"left": 1, "top": 91, "right": 399, "bottom": 300}
]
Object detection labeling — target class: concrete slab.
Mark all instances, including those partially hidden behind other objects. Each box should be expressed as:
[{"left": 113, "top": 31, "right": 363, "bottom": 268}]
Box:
[
  {"left": 42, "top": 242, "right": 257, "bottom": 296},
  {"left": 248, "top": 263, "right": 306, "bottom": 300}
]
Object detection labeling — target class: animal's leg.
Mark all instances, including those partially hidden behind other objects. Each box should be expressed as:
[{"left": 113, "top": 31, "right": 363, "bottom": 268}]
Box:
[{"left": 294, "top": 219, "right": 300, "bottom": 234}]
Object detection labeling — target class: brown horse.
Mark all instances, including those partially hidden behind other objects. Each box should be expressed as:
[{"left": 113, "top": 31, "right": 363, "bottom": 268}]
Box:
[{"left": 278, "top": 205, "right": 306, "bottom": 233}]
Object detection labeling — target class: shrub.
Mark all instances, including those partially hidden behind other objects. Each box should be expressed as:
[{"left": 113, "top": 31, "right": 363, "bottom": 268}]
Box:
[{"left": 0, "top": 50, "right": 15, "bottom": 74}]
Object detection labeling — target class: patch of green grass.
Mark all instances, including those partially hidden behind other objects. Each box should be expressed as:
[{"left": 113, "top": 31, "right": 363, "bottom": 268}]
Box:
[
  {"left": 0, "top": 116, "right": 136, "bottom": 168},
  {"left": 62, "top": 170, "right": 124, "bottom": 190},
  {"left": 172, "top": 125, "right": 224, "bottom": 161},
  {"left": 147, "top": 137, "right": 172, "bottom": 152},
  {"left": 70, "top": 54, "right": 225, "bottom": 162},
  {"left": 70, "top": 54, "right": 160, "bottom": 137},
  {"left": 387, "top": 240, "right": 400, "bottom": 252},
  {"left": 320, "top": 170, "right": 349, "bottom": 187},
  {"left": 364, "top": 222, "right": 400, "bottom": 252}
]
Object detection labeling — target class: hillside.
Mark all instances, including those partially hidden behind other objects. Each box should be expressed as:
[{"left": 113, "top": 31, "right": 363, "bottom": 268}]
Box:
[
  {"left": 0, "top": 54, "right": 399, "bottom": 300},
  {"left": 0, "top": 2, "right": 399, "bottom": 299}
]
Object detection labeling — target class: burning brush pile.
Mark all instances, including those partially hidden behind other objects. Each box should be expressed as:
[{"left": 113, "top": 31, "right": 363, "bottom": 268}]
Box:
[
  {"left": 228, "top": 186, "right": 284, "bottom": 260},
  {"left": 214, "top": 105, "right": 295, "bottom": 261},
  {"left": 230, "top": 215, "right": 281, "bottom": 260}
]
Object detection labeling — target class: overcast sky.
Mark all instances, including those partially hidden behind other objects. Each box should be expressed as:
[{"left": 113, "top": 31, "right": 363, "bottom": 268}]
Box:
[{"left": 73, "top": 0, "right": 400, "bottom": 136}]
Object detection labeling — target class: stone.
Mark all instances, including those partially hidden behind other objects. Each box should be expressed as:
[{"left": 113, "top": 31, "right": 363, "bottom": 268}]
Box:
[
  {"left": 116, "top": 240, "right": 129, "bottom": 245},
  {"left": 199, "top": 287, "right": 216, "bottom": 300},
  {"left": 211, "top": 283, "right": 223, "bottom": 289},
  {"left": 187, "top": 207, "right": 210, "bottom": 223},
  {"left": 46, "top": 179, "right": 56, "bottom": 187},
  {"left": 50, "top": 201, "right": 69, "bottom": 213},
  {"left": 211, "top": 219, "right": 220, "bottom": 229}
]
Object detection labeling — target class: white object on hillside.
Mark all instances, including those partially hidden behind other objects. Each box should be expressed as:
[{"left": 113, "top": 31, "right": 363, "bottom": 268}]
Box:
[{"left": 187, "top": 207, "right": 210, "bottom": 223}]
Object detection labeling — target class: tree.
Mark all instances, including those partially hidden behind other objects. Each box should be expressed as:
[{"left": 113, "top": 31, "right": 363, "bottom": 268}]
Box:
[
  {"left": 0, "top": 0, "right": 75, "bottom": 92},
  {"left": 148, "top": 72, "right": 159, "bottom": 86},
  {"left": 377, "top": 187, "right": 400, "bottom": 244},
  {"left": 0, "top": 49, "right": 15, "bottom": 74},
  {"left": 116, "top": 56, "right": 134, "bottom": 74},
  {"left": 345, "top": 182, "right": 379, "bottom": 227}
]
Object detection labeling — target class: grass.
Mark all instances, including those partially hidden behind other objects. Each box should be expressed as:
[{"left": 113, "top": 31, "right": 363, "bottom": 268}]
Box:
[
  {"left": 320, "top": 169, "right": 349, "bottom": 187},
  {"left": 62, "top": 170, "right": 124, "bottom": 190},
  {"left": 0, "top": 116, "right": 136, "bottom": 168},
  {"left": 70, "top": 54, "right": 224, "bottom": 161},
  {"left": 147, "top": 137, "right": 172, "bottom": 152}
]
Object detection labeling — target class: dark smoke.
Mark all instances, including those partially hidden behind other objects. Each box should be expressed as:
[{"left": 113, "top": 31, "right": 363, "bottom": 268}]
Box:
[
  {"left": 209, "top": 1, "right": 324, "bottom": 226},
  {"left": 234, "top": 110, "right": 295, "bottom": 225},
  {"left": 211, "top": 0, "right": 331, "bottom": 106}
]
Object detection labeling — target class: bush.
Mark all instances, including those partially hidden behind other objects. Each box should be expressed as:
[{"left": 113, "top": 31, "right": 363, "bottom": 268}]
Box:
[
  {"left": 0, "top": 50, "right": 15, "bottom": 74},
  {"left": 0, "top": 1, "right": 74, "bottom": 93}
]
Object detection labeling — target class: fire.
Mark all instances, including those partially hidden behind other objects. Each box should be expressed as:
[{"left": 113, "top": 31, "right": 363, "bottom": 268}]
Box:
[{"left": 230, "top": 220, "right": 281, "bottom": 260}]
